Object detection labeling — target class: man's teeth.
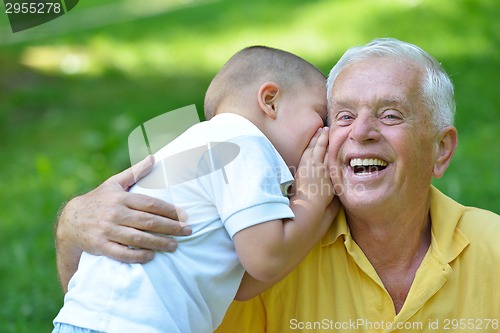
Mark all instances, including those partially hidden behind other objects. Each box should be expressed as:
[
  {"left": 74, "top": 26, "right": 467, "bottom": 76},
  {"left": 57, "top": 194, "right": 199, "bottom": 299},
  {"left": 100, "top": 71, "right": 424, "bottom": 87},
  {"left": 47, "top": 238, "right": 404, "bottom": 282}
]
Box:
[{"left": 350, "top": 158, "right": 388, "bottom": 168}]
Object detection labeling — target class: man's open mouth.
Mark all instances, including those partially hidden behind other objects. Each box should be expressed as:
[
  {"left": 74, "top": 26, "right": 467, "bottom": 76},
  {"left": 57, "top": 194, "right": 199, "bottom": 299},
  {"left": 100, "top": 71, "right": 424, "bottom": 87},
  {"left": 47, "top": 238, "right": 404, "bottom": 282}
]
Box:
[{"left": 349, "top": 158, "right": 388, "bottom": 175}]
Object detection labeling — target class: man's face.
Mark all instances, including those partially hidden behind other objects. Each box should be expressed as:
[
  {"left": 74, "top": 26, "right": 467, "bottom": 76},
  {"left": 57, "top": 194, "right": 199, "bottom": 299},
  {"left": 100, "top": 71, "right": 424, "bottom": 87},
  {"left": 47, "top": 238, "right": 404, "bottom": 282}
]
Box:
[{"left": 328, "top": 57, "right": 438, "bottom": 214}]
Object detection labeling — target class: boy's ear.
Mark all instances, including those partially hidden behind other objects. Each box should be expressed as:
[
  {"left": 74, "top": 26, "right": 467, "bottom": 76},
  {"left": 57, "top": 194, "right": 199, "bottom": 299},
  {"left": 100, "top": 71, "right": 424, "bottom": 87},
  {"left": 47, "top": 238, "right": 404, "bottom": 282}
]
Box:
[
  {"left": 257, "top": 82, "right": 280, "bottom": 120},
  {"left": 433, "top": 126, "right": 458, "bottom": 179}
]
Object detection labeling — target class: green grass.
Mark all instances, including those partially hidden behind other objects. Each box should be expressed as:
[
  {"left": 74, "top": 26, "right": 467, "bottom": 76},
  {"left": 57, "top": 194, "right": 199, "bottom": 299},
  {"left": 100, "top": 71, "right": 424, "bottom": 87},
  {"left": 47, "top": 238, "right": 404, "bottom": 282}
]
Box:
[{"left": 0, "top": 0, "right": 498, "bottom": 331}]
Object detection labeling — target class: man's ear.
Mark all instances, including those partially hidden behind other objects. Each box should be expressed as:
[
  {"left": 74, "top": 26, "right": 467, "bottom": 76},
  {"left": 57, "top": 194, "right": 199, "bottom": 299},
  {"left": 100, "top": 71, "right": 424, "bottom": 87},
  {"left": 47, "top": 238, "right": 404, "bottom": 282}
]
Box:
[
  {"left": 433, "top": 126, "right": 458, "bottom": 179},
  {"left": 257, "top": 82, "right": 280, "bottom": 120}
]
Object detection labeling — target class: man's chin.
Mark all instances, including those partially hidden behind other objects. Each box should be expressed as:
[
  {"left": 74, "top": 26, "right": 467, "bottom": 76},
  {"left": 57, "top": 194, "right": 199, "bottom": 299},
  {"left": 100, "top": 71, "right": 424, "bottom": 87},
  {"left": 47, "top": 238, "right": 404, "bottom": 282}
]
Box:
[{"left": 336, "top": 186, "right": 389, "bottom": 212}]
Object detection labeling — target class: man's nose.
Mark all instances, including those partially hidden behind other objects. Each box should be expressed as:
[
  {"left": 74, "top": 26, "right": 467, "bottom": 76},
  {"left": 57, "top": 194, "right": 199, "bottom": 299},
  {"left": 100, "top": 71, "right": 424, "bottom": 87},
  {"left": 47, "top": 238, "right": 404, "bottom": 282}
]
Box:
[{"left": 348, "top": 114, "right": 381, "bottom": 143}]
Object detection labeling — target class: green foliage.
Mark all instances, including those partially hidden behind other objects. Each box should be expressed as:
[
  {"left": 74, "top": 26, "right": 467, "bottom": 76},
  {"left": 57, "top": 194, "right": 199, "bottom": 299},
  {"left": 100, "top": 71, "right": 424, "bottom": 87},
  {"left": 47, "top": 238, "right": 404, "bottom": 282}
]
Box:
[{"left": 0, "top": 0, "right": 498, "bottom": 331}]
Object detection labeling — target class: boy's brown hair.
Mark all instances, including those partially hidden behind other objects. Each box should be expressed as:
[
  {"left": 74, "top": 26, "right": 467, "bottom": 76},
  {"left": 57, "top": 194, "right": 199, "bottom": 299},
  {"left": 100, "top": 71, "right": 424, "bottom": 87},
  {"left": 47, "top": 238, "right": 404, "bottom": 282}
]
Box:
[{"left": 204, "top": 46, "right": 325, "bottom": 120}]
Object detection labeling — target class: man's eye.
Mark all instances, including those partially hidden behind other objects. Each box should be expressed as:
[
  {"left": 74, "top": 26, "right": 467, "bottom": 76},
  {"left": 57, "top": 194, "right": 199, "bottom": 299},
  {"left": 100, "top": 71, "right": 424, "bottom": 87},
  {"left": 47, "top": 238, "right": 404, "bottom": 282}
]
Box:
[
  {"left": 334, "top": 112, "right": 355, "bottom": 126},
  {"left": 380, "top": 110, "right": 403, "bottom": 124},
  {"left": 337, "top": 112, "right": 353, "bottom": 120}
]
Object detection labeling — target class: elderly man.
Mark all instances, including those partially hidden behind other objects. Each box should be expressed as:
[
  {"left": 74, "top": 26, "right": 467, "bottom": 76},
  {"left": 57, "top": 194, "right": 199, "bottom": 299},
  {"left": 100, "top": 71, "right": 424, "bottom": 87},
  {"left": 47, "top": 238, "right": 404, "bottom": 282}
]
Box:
[{"left": 55, "top": 39, "right": 500, "bottom": 332}]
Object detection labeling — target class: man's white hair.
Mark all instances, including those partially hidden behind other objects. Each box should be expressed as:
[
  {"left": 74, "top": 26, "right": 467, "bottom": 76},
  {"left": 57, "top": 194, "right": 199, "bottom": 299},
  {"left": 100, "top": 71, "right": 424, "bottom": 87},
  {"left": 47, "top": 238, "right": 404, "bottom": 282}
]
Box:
[{"left": 326, "top": 38, "right": 456, "bottom": 130}]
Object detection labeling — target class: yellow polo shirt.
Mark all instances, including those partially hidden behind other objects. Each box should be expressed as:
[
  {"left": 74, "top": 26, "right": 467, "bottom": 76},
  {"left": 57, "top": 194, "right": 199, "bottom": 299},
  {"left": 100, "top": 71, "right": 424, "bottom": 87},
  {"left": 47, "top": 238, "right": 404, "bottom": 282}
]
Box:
[{"left": 216, "top": 186, "right": 500, "bottom": 332}]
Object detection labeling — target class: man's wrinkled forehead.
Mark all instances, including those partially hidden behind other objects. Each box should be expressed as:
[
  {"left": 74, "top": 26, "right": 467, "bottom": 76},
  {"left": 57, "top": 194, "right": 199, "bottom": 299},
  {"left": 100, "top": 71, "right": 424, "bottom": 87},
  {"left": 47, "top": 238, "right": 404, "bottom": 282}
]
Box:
[{"left": 328, "top": 57, "right": 421, "bottom": 103}]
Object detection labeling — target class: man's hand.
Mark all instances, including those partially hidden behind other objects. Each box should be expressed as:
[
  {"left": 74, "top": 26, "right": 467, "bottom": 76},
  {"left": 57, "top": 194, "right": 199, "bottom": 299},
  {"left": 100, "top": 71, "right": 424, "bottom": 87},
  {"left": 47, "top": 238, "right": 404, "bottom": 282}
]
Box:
[{"left": 55, "top": 155, "right": 192, "bottom": 291}]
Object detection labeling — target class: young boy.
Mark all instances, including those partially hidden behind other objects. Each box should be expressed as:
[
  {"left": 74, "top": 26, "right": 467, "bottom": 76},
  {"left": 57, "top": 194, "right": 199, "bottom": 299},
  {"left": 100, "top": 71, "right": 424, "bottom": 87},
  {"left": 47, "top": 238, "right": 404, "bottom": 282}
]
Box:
[{"left": 52, "top": 46, "right": 337, "bottom": 333}]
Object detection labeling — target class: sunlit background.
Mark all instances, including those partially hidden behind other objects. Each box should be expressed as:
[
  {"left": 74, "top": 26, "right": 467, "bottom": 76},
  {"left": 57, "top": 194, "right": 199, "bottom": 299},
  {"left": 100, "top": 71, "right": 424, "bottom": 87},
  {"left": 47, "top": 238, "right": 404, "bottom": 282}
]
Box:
[{"left": 0, "top": 0, "right": 498, "bottom": 331}]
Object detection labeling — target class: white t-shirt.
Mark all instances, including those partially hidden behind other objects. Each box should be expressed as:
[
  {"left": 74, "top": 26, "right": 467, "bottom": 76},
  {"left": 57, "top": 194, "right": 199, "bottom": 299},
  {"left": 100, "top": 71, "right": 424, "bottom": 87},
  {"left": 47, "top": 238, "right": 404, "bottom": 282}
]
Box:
[{"left": 53, "top": 113, "right": 295, "bottom": 333}]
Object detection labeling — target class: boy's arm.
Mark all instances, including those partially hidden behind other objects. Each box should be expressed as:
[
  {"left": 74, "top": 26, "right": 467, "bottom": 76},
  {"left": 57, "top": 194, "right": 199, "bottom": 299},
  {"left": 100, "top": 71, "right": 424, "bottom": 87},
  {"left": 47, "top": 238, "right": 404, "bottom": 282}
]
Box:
[
  {"left": 233, "top": 128, "right": 338, "bottom": 300},
  {"left": 235, "top": 196, "right": 339, "bottom": 301}
]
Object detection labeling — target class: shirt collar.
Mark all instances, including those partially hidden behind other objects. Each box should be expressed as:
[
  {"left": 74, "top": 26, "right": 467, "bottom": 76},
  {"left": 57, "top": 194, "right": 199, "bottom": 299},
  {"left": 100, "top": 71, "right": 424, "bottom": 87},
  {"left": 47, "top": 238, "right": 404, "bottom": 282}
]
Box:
[
  {"left": 321, "top": 186, "right": 470, "bottom": 264},
  {"left": 322, "top": 206, "right": 349, "bottom": 247},
  {"left": 428, "top": 185, "right": 470, "bottom": 264}
]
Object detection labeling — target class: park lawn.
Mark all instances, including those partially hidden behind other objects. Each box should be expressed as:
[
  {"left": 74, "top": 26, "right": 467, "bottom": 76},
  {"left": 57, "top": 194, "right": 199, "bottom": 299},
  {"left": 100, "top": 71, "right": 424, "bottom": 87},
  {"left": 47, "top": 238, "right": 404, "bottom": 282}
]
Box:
[{"left": 0, "top": 0, "right": 498, "bottom": 331}]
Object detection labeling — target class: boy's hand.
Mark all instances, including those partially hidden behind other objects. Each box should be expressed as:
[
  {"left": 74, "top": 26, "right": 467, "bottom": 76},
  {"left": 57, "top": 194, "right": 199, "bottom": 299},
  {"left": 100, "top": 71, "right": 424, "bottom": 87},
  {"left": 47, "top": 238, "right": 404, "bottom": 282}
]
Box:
[{"left": 290, "top": 127, "right": 334, "bottom": 207}]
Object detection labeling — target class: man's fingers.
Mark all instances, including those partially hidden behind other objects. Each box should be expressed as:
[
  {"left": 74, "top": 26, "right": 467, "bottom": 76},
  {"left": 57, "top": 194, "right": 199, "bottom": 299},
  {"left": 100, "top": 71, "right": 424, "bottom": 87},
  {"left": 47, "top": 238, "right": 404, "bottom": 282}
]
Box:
[
  {"left": 106, "top": 224, "right": 181, "bottom": 251},
  {"left": 119, "top": 209, "right": 192, "bottom": 236},
  {"left": 101, "top": 242, "right": 156, "bottom": 264},
  {"left": 109, "top": 155, "right": 155, "bottom": 191},
  {"left": 101, "top": 196, "right": 192, "bottom": 251},
  {"left": 131, "top": 155, "right": 156, "bottom": 183},
  {"left": 123, "top": 192, "right": 189, "bottom": 224}
]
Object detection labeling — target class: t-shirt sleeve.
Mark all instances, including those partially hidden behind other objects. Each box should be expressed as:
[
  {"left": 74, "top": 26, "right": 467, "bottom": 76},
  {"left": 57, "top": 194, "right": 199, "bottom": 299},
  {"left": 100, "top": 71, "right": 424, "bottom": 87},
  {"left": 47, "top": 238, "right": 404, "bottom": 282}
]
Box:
[{"left": 202, "top": 135, "right": 295, "bottom": 238}]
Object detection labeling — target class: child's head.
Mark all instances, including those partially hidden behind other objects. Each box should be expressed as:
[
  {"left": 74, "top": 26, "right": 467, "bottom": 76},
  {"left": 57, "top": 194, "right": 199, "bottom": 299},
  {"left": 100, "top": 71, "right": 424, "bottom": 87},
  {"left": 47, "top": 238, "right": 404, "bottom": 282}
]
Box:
[{"left": 204, "top": 46, "right": 327, "bottom": 172}]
